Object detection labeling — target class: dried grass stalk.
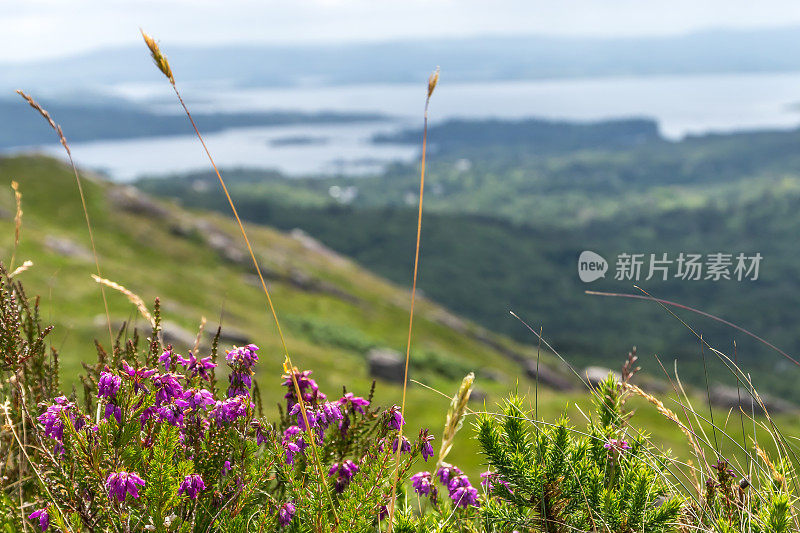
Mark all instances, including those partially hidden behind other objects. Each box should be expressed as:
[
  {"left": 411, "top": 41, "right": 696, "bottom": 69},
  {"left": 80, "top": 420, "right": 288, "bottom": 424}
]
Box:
[
  {"left": 10, "top": 181, "right": 22, "bottom": 270},
  {"left": 91, "top": 274, "right": 154, "bottom": 327},
  {"left": 622, "top": 382, "right": 703, "bottom": 458},
  {"left": 8, "top": 261, "right": 33, "bottom": 279},
  {"left": 16, "top": 91, "right": 70, "bottom": 155},
  {"left": 193, "top": 316, "right": 207, "bottom": 354}
]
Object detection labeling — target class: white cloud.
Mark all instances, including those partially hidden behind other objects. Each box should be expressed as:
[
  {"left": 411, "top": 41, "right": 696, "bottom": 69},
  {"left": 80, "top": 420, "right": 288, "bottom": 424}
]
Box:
[{"left": 3, "top": 0, "right": 800, "bottom": 62}]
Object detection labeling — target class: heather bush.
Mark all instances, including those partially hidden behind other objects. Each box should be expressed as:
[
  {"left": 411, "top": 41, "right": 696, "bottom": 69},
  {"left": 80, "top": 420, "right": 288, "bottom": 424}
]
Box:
[{"left": 0, "top": 267, "right": 451, "bottom": 531}]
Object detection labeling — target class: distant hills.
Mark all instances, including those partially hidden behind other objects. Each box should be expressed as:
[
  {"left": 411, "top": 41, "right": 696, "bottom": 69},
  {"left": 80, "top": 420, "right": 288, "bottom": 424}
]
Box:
[
  {"left": 5, "top": 26, "right": 800, "bottom": 93},
  {"left": 0, "top": 99, "right": 384, "bottom": 149}
]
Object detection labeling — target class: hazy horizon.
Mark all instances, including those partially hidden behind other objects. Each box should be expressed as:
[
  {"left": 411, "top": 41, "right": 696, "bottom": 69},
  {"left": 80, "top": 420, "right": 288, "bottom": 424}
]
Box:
[{"left": 6, "top": 0, "right": 800, "bottom": 63}]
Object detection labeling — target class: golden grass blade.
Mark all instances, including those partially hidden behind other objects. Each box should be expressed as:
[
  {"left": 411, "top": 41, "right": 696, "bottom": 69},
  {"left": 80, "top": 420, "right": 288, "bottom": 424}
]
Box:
[
  {"left": 387, "top": 67, "right": 439, "bottom": 530},
  {"left": 92, "top": 274, "right": 154, "bottom": 328},
  {"left": 10, "top": 181, "right": 22, "bottom": 271},
  {"left": 15, "top": 90, "right": 113, "bottom": 347}
]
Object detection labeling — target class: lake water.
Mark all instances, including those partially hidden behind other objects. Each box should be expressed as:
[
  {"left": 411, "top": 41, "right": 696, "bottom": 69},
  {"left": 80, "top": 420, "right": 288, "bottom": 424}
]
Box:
[{"left": 31, "top": 72, "right": 800, "bottom": 181}]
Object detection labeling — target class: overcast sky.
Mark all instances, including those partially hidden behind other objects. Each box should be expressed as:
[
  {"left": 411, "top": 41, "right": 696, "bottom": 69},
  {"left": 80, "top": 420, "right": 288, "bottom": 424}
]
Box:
[{"left": 4, "top": 0, "right": 800, "bottom": 63}]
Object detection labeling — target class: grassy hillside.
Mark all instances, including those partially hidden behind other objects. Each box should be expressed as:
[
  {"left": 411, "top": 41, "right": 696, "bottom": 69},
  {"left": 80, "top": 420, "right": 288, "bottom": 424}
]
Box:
[{"left": 0, "top": 153, "right": 576, "bottom": 474}]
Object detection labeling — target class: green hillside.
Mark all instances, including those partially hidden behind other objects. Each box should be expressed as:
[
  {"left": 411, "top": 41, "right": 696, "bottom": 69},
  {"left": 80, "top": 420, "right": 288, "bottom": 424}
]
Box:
[{"left": 0, "top": 153, "right": 580, "bottom": 473}]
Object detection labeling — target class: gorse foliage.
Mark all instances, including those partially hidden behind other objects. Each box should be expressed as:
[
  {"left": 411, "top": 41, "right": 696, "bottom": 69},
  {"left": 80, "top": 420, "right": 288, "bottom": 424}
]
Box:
[{"left": 476, "top": 381, "right": 683, "bottom": 533}]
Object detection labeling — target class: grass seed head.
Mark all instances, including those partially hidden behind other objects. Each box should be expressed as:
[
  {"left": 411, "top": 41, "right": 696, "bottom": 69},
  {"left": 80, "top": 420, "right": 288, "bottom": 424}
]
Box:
[
  {"left": 141, "top": 30, "right": 175, "bottom": 84},
  {"left": 427, "top": 67, "right": 440, "bottom": 99},
  {"left": 438, "top": 371, "right": 474, "bottom": 465},
  {"left": 91, "top": 274, "right": 154, "bottom": 327}
]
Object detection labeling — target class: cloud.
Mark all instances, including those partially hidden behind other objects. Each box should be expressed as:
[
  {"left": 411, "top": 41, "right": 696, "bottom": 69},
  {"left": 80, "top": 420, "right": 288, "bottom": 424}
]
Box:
[{"left": 4, "top": 0, "right": 800, "bottom": 63}]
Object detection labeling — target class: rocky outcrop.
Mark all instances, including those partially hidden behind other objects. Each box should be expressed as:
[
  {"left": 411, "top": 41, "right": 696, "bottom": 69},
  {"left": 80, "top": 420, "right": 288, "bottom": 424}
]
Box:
[
  {"left": 525, "top": 361, "right": 577, "bottom": 391},
  {"left": 108, "top": 186, "right": 170, "bottom": 219},
  {"left": 709, "top": 384, "right": 794, "bottom": 414},
  {"left": 367, "top": 348, "right": 404, "bottom": 383}
]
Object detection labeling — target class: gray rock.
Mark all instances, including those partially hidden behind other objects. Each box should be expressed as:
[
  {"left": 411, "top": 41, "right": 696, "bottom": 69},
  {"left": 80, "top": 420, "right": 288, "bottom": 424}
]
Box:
[
  {"left": 367, "top": 348, "right": 404, "bottom": 383},
  {"left": 584, "top": 366, "right": 621, "bottom": 387},
  {"left": 710, "top": 384, "right": 794, "bottom": 414},
  {"left": 44, "top": 235, "right": 92, "bottom": 260},
  {"left": 469, "top": 388, "right": 488, "bottom": 403},
  {"left": 162, "top": 322, "right": 202, "bottom": 352},
  {"left": 209, "top": 325, "right": 251, "bottom": 346},
  {"left": 108, "top": 186, "right": 170, "bottom": 219},
  {"left": 525, "top": 361, "right": 577, "bottom": 391}
]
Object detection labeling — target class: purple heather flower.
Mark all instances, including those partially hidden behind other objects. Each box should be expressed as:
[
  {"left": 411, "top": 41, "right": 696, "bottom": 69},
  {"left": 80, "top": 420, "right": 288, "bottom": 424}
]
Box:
[
  {"left": 278, "top": 501, "right": 296, "bottom": 527},
  {"left": 436, "top": 463, "right": 463, "bottom": 486},
  {"left": 106, "top": 471, "right": 145, "bottom": 503},
  {"left": 37, "top": 396, "right": 76, "bottom": 443},
  {"left": 158, "top": 402, "right": 188, "bottom": 427},
  {"left": 604, "top": 438, "right": 632, "bottom": 451},
  {"left": 392, "top": 436, "right": 412, "bottom": 454},
  {"left": 184, "top": 388, "right": 215, "bottom": 410},
  {"left": 28, "top": 508, "right": 49, "bottom": 531},
  {"left": 178, "top": 474, "right": 206, "bottom": 499},
  {"left": 139, "top": 406, "right": 157, "bottom": 428},
  {"left": 153, "top": 373, "right": 184, "bottom": 406},
  {"left": 338, "top": 392, "right": 370, "bottom": 414},
  {"left": 104, "top": 403, "right": 122, "bottom": 424},
  {"left": 282, "top": 369, "right": 325, "bottom": 406},
  {"left": 411, "top": 471, "right": 436, "bottom": 497},
  {"left": 176, "top": 351, "right": 217, "bottom": 380},
  {"left": 448, "top": 475, "right": 480, "bottom": 508},
  {"left": 288, "top": 403, "right": 318, "bottom": 430},
  {"left": 227, "top": 371, "right": 253, "bottom": 398},
  {"left": 120, "top": 361, "right": 156, "bottom": 394},
  {"left": 251, "top": 421, "right": 268, "bottom": 445},
  {"left": 226, "top": 346, "right": 258, "bottom": 397},
  {"left": 319, "top": 401, "right": 343, "bottom": 426},
  {"left": 420, "top": 430, "right": 435, "bottom": 462},
  {"left": 387, "top": 405, "right": 405, "bottom": 431},
  {"left": 283, "top": 425, "right": 301, "bottom": 440},
  {"left": 328, "top": 460, "right": 359, "bottom": 492},
  {"left": 158, "top": 349, "right": 173, "bottom": 371},
  {"left": 226, "top": 344, "right": 259, "bottom": 368},
  {"left": 222, "top": 461, "right": 232, "bottom": 475},
  {"left": 328, "top": 460, "right": 359, "bottom": 480},
  {"left": 209, "top": 396, "right": 252, "bottom": 426},
  {"left": 284, "top": 441, "right": 302, "bottom": 465},
  {"left": 97, "top": 371, "right": 122, "bottom": 399}
]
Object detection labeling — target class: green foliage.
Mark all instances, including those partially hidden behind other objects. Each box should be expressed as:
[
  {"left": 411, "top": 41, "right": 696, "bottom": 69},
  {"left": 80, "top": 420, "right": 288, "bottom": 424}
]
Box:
[{"left": 476, "top": 378, "right": 683, "bottom": 532}]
